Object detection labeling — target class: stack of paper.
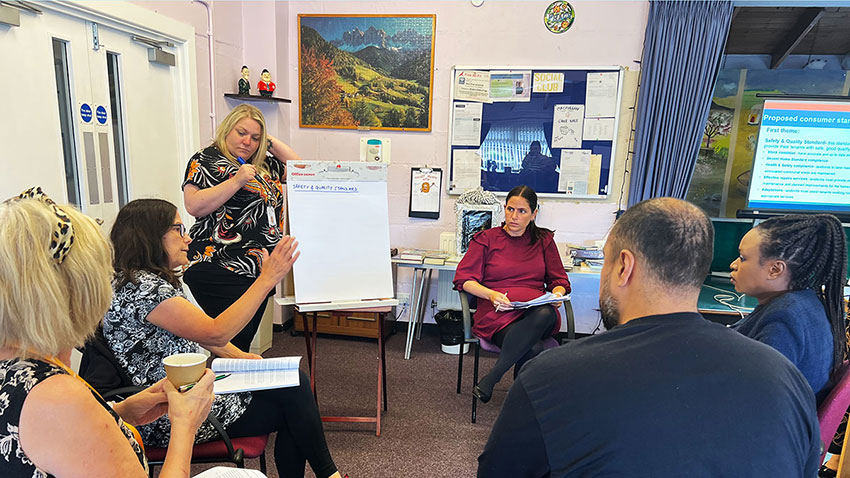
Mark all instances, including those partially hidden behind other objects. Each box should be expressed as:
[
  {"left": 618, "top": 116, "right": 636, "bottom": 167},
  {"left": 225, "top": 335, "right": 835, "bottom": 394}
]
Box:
[
  {"left": 497, "top": 292, "right": 571, "bottom": 311},
  {"left": 424, "top": 252, "right": 450, "bottom": 265}
]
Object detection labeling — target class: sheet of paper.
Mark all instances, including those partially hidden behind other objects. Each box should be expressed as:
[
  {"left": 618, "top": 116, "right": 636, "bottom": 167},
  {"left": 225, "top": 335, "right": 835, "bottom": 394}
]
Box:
[
  {"left": 582, "top": 117, "right": 616, "bottom": 141},
  {"left": 587, "top": 154, "right": 602, "bottom": 195},
  {"left": 489, "top": 70, "right": 532, "bottom": 102},
  {"left": 287, "top": 161, "right": 393, "bottom": 303},
  {"left": 454, "top": 70, "right": 491, "bottom": 103},
  {"left": 532, "top": 72, "right": 564, "bottom": 93},
  {"left": 411, "top": 169, "right": 441, "bottom": 213},
  {"left": 193, "top": 466, "right": 267, "bottom": 478},
  {"left": 451, "top": 102, "right": 483, "bottom": 146},
  {"left": 452, "top": 149, "right": 482, "bottom": 192},
  {"left": 558, "top": 149, "right": 592, "bottom": 194},
  {"left": 552, "top": 104, "right": 584, "bottom": 149},
  {"left": 585, "top": 72, "right": 619, "bottom": 118}
]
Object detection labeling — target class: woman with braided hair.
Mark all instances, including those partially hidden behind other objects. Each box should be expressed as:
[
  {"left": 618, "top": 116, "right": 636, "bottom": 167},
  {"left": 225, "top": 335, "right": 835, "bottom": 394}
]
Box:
[{"left": 730, "top": 214, "right": 847, "bottom": 406}]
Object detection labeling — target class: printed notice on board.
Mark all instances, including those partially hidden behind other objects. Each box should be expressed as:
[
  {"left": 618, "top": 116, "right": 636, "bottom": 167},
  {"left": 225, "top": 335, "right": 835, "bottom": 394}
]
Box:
[
  {"left": 552, "top": 105, "right": 584, "bottom": 149},
  {"left": 587, "top": 154, "right": 603, "bottom": 194},
  {"left": 585, "top": 72, "right": 619, "bottom": 118},
  {"left": 490, "top": 70, "right": 531, "bottom": 102},
  {"left": 454, "top": 70, "right": 491, "bottom": 103},
  {"left": 451, "top": 102, "right": 483, "bottom": 146},
  {"left": 452, "top": 150, "right": 482, "bottom": 192},
  {"left": 532, "top": 72, "right": 564, "bottom": 93},
  {"left": 558, "top": 149, "right": 592, "bottom": 194},
  {"left": 582, "top": 118, "right": 615, "bottom": 141}
]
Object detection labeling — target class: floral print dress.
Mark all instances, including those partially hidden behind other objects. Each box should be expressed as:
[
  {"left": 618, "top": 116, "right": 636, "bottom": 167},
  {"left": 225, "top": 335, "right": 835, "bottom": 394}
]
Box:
[
  {"left": 102, "top": 270, "right": 252, "bottom": 448},
  {"left": 0, "top": 358, "right": 145, "bottom": 477},
  {"left": 182, "top": 145, "right": 286, "bottom": 279}
]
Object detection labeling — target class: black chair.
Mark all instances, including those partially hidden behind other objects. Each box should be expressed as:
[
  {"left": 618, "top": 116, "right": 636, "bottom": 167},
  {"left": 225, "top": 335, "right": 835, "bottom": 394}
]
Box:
[
  {"left": 78, "top": 326, "right": 268, "bottom": 478},
  {"left": 456, "top": 291, "right": 575, "bottom": 423}
]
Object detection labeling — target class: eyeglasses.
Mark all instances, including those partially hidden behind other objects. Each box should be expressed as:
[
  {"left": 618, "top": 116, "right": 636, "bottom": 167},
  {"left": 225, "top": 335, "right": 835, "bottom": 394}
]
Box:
[{"left": 171, "top": 223, "right": 186, "bottom": 237}]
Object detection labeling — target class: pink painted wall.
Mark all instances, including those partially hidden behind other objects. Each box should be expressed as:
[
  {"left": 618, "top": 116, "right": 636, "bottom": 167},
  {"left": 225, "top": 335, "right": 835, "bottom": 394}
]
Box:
[{"left": 134, "top": 0, "right": 649, "bottom": 321}]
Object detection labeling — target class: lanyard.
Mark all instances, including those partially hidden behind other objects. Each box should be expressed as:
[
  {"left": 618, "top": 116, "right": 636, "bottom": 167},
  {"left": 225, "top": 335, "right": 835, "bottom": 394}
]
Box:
[{"left": 44, "top": 356, "right": 145, "bottom": 454}]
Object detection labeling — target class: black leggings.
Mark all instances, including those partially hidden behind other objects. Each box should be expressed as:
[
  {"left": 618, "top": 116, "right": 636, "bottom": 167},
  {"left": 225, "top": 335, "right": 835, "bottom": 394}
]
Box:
[
  {"left": 477, "top": 305, "right": 558, "bottom": 396},
  {"left": 183, "top": 262, "right": 270, "bottom": 352},
  {"left": 225, "top": 370, "right": 337, "bottom": 478}
]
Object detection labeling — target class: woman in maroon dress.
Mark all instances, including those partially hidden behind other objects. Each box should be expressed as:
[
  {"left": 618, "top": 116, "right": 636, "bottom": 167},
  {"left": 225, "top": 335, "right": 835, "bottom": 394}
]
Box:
[{"left": 453, "top": 185, "right": 570, "bottom": 403}]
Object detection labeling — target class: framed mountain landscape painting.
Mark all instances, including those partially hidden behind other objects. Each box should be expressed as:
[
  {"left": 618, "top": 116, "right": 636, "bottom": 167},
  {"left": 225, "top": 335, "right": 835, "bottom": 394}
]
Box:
[{"left": 298, "top": 14, "right": 436, "bottom": 131}]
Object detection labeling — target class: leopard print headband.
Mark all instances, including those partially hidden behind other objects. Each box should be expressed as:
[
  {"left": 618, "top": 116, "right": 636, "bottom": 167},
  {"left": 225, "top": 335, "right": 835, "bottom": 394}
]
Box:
[{"left": 10, "top": 187, "right": 75, "bottom": 264}]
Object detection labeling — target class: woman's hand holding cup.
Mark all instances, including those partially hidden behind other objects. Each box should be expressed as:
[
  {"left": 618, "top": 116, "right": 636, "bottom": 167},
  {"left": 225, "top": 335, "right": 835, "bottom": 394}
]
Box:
[{"left": 163, "top": 369, "right": 215, "bottom": 432}]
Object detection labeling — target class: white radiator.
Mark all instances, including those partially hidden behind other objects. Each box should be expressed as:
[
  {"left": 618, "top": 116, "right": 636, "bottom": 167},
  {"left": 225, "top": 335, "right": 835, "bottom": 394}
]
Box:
[{"left": 436, "top": 270, "right": 461, "bottom": 310}]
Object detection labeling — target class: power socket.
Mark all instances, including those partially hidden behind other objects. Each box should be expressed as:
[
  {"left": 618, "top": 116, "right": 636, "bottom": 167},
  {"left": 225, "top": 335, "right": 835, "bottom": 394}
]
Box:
[{"left": 396, "top": 293, "right": 410, "bottom": 309}]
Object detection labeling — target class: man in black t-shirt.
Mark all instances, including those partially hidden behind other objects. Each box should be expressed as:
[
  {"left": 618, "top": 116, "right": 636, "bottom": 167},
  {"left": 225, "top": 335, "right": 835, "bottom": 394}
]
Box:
[{"left": 478, "top": 198, "right": 820, "bottom": 478}]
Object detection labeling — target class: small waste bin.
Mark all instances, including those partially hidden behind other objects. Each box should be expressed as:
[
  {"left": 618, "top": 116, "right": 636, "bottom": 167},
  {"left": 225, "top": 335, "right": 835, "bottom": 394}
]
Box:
[{"left": 434, "top": 310, "right": 469, "bottom": 355}]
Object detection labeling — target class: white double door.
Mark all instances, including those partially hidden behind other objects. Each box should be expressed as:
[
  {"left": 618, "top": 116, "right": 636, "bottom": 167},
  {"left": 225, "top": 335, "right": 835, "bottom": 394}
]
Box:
[{"left": 0, "top": 4, "right": 189, "bottom": 227}]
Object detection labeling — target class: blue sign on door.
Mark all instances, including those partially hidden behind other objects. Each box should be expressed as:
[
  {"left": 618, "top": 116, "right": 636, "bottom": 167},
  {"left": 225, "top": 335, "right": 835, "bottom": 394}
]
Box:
[
  {"left": 80, "top": 103, "right": 92, "bottom": 123},
  {"left": 95, "top": 105, "right": 108, "bottom": 125}
]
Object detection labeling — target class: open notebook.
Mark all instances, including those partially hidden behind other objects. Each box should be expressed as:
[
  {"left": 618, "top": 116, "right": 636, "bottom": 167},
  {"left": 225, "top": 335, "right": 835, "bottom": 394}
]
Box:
[{"left": 211, "top": 357, "right": 301, "bottom": 394}]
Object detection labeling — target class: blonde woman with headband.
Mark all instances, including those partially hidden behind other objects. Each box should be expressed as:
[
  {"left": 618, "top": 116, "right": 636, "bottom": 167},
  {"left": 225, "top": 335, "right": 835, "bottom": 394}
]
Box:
[
  {"left": 182, "top": 104, "right": 301, "bottom": 351},
  {"left": 0, "top": 188, "right": 214, "bottom": 478}
]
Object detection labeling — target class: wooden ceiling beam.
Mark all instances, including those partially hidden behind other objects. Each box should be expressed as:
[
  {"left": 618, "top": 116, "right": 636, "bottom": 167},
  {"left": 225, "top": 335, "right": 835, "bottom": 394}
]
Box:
[{"left": 770, "top": 7, "right": 826, "bottom": 69}]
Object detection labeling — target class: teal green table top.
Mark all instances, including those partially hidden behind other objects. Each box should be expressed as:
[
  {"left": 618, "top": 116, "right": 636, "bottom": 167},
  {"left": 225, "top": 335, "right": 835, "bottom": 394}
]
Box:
[{"left": 699, "top": 276, "right": 758, "bottom": 315}]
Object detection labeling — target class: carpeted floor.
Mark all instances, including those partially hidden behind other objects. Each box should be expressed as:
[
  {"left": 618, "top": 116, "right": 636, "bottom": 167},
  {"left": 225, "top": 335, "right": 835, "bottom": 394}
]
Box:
[{"left": 190, "top": 323, "right": 511, "bottom": 478}]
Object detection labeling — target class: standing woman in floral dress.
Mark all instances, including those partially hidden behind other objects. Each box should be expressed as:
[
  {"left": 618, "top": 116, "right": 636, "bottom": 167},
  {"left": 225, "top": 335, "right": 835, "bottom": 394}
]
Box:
[{"left": 182, "top": 104, "right": 300, "bottom": 351}]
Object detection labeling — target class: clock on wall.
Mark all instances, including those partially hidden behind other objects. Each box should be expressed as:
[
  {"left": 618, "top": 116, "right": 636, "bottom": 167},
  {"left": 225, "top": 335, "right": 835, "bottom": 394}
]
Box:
[{"left": 544, "top": 1, "right": 575, "bottom": 34}]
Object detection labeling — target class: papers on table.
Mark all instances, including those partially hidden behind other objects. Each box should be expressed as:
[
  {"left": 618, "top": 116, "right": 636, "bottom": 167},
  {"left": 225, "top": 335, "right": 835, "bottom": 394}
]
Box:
[{"left": 496, "top": 292, "right": 572, "bottom": 311}]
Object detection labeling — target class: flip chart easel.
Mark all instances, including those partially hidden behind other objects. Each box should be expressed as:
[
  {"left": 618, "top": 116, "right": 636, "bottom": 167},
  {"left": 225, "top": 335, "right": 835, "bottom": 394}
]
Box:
[{"left": 286, "top": 161, "right": 394, "bottom": 304}]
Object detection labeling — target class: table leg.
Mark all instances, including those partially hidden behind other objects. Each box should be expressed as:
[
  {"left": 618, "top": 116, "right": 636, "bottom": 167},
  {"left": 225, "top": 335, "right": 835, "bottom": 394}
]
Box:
[
  {"left": 404, "top": 268, "right": 426, "bottom": 360},
  {"left": 416, "top": 269, "right": 433, "bottom": 340}
]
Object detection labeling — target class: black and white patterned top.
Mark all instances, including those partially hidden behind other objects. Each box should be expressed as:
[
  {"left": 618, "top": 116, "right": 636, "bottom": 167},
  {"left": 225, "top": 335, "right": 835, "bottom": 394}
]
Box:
[
  {"left": 0, "top": 358, "right": 146, "bottom": 477},
  {"left": 182, "top": 145, "right": 286, "bottom": 278},
  {"left": 103, "top": 270, "right": 251, "bottom": 448}
]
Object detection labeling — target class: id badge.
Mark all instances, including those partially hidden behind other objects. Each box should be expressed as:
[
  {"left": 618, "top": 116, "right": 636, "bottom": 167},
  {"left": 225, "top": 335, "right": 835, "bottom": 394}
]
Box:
[{"left": 266, "top": 205, "right": 277, "bottom": 231}]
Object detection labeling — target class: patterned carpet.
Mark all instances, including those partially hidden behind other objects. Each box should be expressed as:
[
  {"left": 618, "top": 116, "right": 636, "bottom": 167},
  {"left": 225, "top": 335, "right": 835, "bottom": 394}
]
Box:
[{"left": 190, "top": 323, "right": 509, "bottom": 478}]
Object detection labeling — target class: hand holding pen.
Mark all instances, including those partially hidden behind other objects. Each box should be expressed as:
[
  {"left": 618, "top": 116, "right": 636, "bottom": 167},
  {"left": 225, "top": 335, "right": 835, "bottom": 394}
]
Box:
[
  {"left": 489, "top": 290, "right": 512, "bottom": 312},
  {"left": 234, "top": 156, "right": 257, "bottom": 186},
  {"left": 178, "top": 373, "right": 231, "bottom": 392}
]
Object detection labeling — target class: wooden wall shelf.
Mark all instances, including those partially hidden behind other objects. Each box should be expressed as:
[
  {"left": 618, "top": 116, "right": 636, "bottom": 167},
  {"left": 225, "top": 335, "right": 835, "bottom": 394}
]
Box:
[{"left": 224, "top": 93, "right": 291, "bottom": 103}]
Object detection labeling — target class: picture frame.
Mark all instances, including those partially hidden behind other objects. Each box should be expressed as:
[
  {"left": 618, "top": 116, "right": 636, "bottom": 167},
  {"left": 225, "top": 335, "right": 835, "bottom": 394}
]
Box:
[
  {"left": 298, "top": 14, "right": 436, "bottom": 132},
  {"left": 456, "top": 203, "right": 504, "bottom": 256}
]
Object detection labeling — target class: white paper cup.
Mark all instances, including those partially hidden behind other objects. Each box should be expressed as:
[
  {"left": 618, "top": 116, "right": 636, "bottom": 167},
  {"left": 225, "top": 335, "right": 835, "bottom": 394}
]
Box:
[{"left": 162, "top": 352, "right": 207, "bottom": 387}]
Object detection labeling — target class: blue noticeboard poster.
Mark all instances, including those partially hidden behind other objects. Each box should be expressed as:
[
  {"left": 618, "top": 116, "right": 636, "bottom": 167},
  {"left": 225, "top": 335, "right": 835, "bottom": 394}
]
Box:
[
  {"left": 95, "top": 105, "right": 108, "bottom": 125},
  {"left": 447, "top": 66, "right": 624, "bottom": 198},
  {"left": 80, "top": 103, "right": 92, "bottom": 123}
]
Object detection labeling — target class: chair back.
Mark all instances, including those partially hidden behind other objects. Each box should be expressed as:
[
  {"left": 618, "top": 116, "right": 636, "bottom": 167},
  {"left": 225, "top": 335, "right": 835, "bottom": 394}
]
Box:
[
  {"left": 818, "top": 361, "right": 850, "bottom": 461},
  {"left": 78, "top": 324, "right": 136, "bottom": 396},
  {"left": 459, "top": 291, "right": 477, "bottom": 341}
]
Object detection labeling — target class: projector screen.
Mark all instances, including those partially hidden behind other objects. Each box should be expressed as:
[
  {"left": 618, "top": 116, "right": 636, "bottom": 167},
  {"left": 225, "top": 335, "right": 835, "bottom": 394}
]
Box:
[{"left": 747, "top": 99, "right": 850, "bottom": 214}]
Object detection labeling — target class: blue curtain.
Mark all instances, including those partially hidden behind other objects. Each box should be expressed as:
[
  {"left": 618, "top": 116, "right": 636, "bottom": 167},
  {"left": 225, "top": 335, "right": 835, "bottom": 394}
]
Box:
[{"left": 627, "top": 0, "right": 734, "bottom": 205}]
